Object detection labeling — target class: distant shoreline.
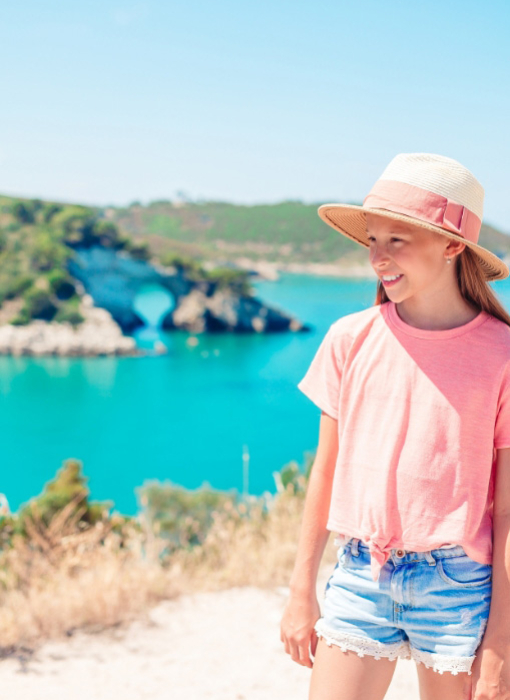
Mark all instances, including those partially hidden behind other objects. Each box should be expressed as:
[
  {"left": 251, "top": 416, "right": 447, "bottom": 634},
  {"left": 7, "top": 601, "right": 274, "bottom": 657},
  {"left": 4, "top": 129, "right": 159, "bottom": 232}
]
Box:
[{"left": 232, "top": 257, "right": 378, "bottom": 281}]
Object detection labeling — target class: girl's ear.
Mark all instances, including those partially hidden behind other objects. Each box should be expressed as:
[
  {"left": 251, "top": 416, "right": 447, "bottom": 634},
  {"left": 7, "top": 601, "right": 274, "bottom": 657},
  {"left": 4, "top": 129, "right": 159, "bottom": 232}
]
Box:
[{"left": 445, "top": 239, "right": 467, "bottom": 257}]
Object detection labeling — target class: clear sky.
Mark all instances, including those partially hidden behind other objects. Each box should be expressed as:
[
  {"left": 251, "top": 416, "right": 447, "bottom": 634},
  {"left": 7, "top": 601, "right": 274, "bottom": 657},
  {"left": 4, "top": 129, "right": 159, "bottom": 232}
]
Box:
[{"left": 0, "top": 0, "right": 509, "bottom": 231}]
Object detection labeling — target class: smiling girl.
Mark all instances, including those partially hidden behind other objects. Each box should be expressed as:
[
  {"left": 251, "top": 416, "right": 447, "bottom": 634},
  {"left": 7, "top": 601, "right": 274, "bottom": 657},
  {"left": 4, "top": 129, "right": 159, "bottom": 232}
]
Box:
[{"left": 280, "top": 153, "right": 510, "bottom": 699}]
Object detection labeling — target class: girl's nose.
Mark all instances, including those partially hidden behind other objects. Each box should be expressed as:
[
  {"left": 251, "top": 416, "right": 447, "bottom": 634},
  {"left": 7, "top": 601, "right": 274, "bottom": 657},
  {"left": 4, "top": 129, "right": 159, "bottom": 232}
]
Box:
[{"left": 369, "top": 244, "right": 390, "bottom": 266}]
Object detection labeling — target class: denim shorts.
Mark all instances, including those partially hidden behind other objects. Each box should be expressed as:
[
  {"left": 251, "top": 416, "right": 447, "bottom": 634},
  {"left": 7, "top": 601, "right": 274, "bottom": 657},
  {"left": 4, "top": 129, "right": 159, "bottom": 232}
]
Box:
[{"left": 315, "top": 537, "right": 492, "bottom": 675}]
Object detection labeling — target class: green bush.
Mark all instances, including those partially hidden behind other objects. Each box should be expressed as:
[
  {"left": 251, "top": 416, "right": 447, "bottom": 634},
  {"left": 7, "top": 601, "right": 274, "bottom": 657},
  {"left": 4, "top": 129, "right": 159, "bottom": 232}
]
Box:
[
  {"left": 52, "top": 206, "right": 96, "bottom": 246},
  {"left": 30, "top": 231, "right": 70, "bottom": 272},
  {"left": 126, "top": 240, "right": 150, "bottom": 261},
  {"left": 4, "top": 222, "right": 20, "bottom": 233},
  {"left": 272, "top": 452, "right": 315, "bottom": 497},
  {"left": 204, "top": 267, "right": 253, "bottom": 295},
  {"left": 54, "top": 307, "right": 84, "bottom": 326},
  {"left": 46, "top": 269, "right": 76, "bottom": 299},
  {"left": 114, "top": 234, "right": 132, "bottom": 250},
  {"left": 2, "top": 275, "right": 34, "bottom": 300},
  {"left": 22, "top": 287, "right": 58, "bottom": 321},
  {"left": 10, "top": 310, "right": 31, "bottom": 326},
  {"left": 91, "top": 220, "right": 119, "bottom": 247},
  {"left": 41, "top": 203, "right": 62, "bottom": 224},
  {"left": 18, "top": 459, "right": 113, "bottom": 532},
  {"left": 136, "top": 480, "right": 241, "bottom": 553},
  {"left": 11, "top": 201, "right": 35, "bottom": 224},
  {"left": 159, "top": 254, "right": 206, "bottom": 281}
]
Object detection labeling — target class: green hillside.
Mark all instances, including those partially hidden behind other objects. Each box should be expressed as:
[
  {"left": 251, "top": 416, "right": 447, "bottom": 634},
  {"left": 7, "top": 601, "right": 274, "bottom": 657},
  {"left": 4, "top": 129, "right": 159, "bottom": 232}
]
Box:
[
  {"left": 109, "top": 199, "right": 510, "bottom": 266},
  {"left": 0, "top": 193, "right": 508, "bottom": 327}
]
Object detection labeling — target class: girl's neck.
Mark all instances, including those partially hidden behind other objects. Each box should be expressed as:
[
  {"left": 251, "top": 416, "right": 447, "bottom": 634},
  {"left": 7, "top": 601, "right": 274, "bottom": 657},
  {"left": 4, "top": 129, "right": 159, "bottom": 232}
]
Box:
[{"left": 394, "top": 296, "right": 480, "bottom": 332}]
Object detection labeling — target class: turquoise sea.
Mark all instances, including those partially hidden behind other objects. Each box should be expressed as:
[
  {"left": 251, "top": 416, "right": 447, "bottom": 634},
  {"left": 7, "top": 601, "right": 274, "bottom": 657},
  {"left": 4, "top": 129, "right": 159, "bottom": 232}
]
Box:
[{"left": 2, "top": 272, "right": 510, "bottom": 516}]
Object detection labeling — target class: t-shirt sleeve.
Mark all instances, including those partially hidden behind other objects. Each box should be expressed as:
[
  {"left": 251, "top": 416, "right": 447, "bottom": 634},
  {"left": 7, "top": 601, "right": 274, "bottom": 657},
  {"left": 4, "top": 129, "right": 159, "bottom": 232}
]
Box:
[
  {"left": 297, "top": 324, "right": 345, "bottom": 420},
  {"left": 494, "top": 361, "right": 510, "bottom": 450}
]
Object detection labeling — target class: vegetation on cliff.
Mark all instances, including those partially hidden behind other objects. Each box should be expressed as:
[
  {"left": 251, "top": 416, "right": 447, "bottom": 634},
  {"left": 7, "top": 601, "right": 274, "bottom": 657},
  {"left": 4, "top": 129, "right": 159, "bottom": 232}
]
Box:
[
  {"left": 0, "top": 196, "right": 254, "bottom": 326},
  {"left": 0, "top": 196, "right": 128, "bottom": 326}
]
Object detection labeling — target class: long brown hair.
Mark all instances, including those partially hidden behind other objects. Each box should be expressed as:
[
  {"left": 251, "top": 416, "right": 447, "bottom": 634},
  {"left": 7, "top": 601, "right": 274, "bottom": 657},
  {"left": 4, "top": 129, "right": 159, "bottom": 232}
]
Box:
[{"left": 374, "top": 246, "right": 510, "bottom": 327}]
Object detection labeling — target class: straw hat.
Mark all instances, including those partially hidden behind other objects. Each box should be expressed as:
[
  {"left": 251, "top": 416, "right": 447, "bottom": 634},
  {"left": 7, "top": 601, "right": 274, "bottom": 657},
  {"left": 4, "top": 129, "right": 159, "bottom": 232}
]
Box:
[{"left": 318, "top": 153, "right": 509, "bottom": 281}]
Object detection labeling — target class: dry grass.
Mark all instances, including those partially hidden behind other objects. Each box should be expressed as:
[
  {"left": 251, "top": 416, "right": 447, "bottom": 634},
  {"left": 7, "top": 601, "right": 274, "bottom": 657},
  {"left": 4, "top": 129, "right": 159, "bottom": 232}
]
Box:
[
  {"left": 169, "top": 491, "right": 323, "bottom": 591},
  {"left": 0, "top": 496, "right": 172, "bottom": 652},
  {"left": 0, "top": 488, "right": 337, "bottom": 654}
]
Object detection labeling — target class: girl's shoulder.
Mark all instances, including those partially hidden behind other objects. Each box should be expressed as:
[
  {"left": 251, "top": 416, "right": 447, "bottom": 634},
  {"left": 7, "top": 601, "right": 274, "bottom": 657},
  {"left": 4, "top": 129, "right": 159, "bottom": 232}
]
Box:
[
  {"left": 328, "top": 303, "right": 385, "bottom": 339},
  {"left": 481, "top": 313, "right": 510, "bottom": 358},
  {"left": 484, "top": 312, "right": 510, "bottom": 335}
]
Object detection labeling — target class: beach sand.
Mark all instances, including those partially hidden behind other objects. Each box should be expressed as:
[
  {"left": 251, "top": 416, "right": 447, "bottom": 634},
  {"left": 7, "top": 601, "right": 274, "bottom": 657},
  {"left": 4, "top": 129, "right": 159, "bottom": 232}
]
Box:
[{"left": 0, "top": 563, "right": 420, "bottom": 699}]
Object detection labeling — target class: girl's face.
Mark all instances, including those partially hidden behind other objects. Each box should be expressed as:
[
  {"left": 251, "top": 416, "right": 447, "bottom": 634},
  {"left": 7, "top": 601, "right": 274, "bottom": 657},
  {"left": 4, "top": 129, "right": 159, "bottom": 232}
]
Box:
[{"left": 365, "top": 212, "right": 461, "bottom": 302}]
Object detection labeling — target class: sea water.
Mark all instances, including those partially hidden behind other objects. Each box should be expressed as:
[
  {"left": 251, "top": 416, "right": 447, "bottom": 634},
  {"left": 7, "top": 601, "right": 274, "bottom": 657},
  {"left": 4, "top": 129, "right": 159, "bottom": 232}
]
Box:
[{"left": 1, "top": 272, "right": 508, "bottom": 515}]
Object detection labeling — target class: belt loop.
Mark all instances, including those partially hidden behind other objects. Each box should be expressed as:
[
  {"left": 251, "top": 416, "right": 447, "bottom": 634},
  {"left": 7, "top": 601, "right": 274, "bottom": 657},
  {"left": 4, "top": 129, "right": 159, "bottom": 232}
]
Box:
[
  {"left": 424, "top": 550, "right": 436, "bottom": 566},
  {"left": 351, "top": 538, "right": 360, "bottom": 556}
]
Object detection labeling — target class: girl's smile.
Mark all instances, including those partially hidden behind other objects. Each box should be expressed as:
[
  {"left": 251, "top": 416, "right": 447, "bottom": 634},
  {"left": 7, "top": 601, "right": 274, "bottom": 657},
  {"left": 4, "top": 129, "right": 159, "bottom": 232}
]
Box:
[{"left": 380, "top": 273, "right": 404, "bottom": 287}]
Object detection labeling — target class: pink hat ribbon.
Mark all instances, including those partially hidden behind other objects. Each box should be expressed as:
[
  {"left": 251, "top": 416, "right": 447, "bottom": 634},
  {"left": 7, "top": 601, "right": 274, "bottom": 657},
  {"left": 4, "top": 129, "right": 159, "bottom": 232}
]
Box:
[{"left": 363, "top": 180, "right": 481, "bottom": 244}]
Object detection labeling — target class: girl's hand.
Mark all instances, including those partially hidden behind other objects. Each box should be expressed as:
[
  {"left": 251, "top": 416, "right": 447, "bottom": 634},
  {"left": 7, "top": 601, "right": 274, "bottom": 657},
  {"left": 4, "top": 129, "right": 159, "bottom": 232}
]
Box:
[
  {"left": 280, "top": 591, "right": 321, "bottom": 668},
  {"left": 467, "top": 636, "right": 510, "bottom": 699}
]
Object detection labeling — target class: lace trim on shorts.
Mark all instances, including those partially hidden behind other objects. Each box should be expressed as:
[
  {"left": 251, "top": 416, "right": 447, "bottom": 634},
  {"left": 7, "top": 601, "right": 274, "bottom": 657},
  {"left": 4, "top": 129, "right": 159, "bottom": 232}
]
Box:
[
  {"left": 314, "top": 620, "right": 411, "bottom": 661},
  {"left": 410, "top": 647, "right": 475, "bottom": 676}
]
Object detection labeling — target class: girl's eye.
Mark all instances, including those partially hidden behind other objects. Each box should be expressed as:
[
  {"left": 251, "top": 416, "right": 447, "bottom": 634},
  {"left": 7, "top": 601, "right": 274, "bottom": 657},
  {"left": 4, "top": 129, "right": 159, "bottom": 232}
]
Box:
[{"left": 367, "top": 236, "right": 403, "bottom": 243}]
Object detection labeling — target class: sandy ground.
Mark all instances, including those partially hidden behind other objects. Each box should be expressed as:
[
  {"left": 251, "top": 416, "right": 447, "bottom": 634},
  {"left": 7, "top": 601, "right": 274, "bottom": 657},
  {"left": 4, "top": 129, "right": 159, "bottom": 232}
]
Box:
[{"left": 0, "top": 564, "right": 420, "bottom": 699}]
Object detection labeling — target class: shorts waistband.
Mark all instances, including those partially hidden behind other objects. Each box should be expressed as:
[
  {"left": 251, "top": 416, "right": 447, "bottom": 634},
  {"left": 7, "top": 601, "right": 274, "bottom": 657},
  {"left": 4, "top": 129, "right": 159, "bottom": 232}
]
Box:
[{"left": 344, "top": 537, "right": 467, "bottom": 565}]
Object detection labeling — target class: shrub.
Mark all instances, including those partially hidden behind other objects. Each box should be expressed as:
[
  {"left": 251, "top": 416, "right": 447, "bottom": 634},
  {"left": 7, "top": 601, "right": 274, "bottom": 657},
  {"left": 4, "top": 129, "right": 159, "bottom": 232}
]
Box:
[
  {"left": 11, "top": 201, "right": 35, "bottom": 224},
  {"left": 41, "top": 203, "right": 62, "bottom": 224},
  {"left": 272, "top": 452, "right": 314, "bottom": 497},
  {"left": 54, "top": 307, "right": 84, "bottom": 326},
  {"left": 18, "top": 459, "right": 112, "bottom": 533},
  {"left": 4, "top": 222, "right": 20, "bottom": 233},
  {"left": 159, "top": 253, "right": 202, "bottom": 274},
  {"left": 30, "top": 231, "right": 69, "bottom": 272},
  {"left": 22, "top": 287, "right": 57, "bottom": 321},
  {"left": 9, "top": 309, "right": 31, "bottom": 325},
  {"left": 46, "top": 269, "right": 76, "bottom": 300},
  {"left": 126, "top": 241, "right": 150, "bottom": 261},
  {"left": 2, "top": 275, "right": 34, "bottom": 300},
  {"left": 204, "top": 267, "right": 253, "bottom": 295},
  {"left": 52, "top": 206, "right": 96, "bottom": 246},
  {"left": 136, "top": 480, "right": 242, "bottom": 555},
  {"left": 91, "top": 220, "right": 120, "bottom": 247}
]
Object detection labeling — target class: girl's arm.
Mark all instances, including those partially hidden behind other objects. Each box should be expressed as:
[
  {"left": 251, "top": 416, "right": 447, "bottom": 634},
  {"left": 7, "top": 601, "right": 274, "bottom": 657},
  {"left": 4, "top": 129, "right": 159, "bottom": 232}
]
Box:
[
  {"left": 280, "top": 410, "right": 338, "bottom": 668},
  {"left": 484, "top": 447, "right": 510, "bottom": 641},
  {"left": 288, "top": 410, "right": 339, "bottom": 596},
  {"left": 468, "top": 449, "right": 510, "bottom": 696}
]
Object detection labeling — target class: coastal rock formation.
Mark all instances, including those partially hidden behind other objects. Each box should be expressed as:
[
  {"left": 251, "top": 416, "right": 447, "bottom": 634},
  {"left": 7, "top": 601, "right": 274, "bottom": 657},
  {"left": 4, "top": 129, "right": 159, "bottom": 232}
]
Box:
[
  {"left": 67, "top": 246, "right": 308, "bottom": 334},
  {"left": 0, "top": 294, "right": 140, "bottom": 357}
]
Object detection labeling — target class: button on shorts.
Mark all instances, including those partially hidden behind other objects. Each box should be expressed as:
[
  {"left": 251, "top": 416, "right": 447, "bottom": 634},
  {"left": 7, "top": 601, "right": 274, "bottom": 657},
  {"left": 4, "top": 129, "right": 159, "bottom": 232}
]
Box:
[{"left": 315, "top": 537, "right": 493, "bottom": 675}]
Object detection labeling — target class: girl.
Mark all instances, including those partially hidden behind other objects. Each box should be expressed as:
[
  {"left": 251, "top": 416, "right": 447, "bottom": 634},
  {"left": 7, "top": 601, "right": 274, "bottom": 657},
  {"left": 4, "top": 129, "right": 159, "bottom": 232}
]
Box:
[{"left": 280, "top": 153, "right": 510, "bottom": 700}]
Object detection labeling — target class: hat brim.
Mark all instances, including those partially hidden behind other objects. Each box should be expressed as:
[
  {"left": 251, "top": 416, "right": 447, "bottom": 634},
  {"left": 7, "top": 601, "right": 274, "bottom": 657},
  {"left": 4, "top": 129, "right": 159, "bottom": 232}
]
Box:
[{"left": 318, "top": 203, "right": 509, "bottom": 282}]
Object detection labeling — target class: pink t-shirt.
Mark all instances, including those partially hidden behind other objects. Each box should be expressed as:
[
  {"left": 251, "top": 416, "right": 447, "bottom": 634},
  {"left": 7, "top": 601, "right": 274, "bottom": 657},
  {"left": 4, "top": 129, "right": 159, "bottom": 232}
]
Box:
[{"left": 297, "top": 300, "right": 510, "bottom": 582}]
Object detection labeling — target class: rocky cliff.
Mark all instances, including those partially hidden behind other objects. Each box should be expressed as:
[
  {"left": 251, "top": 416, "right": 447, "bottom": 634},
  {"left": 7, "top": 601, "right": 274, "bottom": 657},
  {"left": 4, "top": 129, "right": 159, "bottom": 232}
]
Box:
[{"left": 67, "top": 246, "right": 309, "bottom": 335}]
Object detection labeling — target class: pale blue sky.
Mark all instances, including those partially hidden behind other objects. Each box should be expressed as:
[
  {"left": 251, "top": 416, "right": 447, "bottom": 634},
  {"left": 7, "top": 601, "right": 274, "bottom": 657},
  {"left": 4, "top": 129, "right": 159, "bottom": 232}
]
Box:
[{"left": 0, "top": 1, "right": 509, "bottom": 231}]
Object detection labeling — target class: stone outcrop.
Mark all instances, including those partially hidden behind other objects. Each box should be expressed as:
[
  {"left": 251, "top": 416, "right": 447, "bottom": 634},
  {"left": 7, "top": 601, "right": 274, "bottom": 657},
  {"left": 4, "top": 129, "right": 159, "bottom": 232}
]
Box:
[
  {"left": 0, "top": 294, "right": 141, "bottom": 357},
  {"left": 0, "top": 245, "right": 309, "bottom": 356},
  {"left": 67, "top": 246, "right": 308, "bottom": 335}
]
